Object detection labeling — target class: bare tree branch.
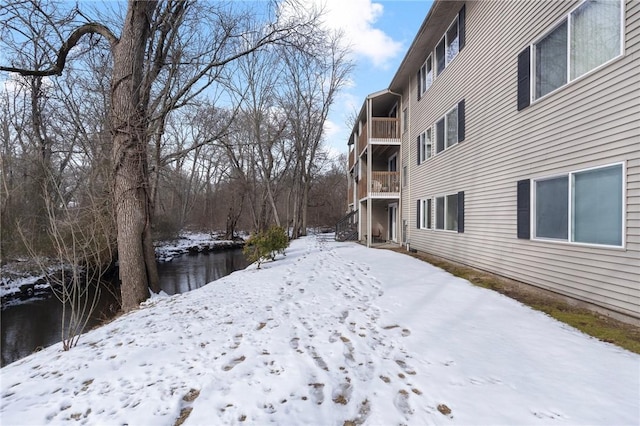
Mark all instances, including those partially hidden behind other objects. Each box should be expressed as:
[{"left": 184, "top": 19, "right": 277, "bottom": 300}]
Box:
[{"left": 0, "top": 22, "right": 118, "bottom": 76}]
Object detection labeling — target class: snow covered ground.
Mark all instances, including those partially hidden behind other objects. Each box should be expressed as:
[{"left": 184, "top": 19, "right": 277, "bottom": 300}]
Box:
[{"left": 1, "top": 235, "right": 638, "bottom": 425}]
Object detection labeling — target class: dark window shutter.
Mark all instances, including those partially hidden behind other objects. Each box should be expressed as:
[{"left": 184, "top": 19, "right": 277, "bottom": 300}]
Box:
[
  {"left": 457, "top": 191, "right": 465, "bottom": 233},
  {"left": 436, "top": 39, "right": 445, "bottom": 75},
  {"left": 436, "top": 118, "right": 445, "bottom": 153},
  {"left": 417, "top": 70, "right": 421, "bottom": 101},
  {"left": 517, "top": 47, "right": 531, "bottom": 111},
  {"left": 458, "top": 5, "right": 466, "bottom": 51},
  {"left": 416, "top": 199, "right": 421, "bottom": 229},
  {"left": 517, "top": 179, "right": 531, "bottom": 239},
  {"left": 458, "top": 99, "right": 466, "bottom": 142},
  {"left": 416, "top": 136, "right": 421, "bottom": 165}
]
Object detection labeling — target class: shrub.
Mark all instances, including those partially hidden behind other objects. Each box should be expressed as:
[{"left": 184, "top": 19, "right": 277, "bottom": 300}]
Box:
[{"left": 243, "top": 226, "right": 289, "bottom": 268}]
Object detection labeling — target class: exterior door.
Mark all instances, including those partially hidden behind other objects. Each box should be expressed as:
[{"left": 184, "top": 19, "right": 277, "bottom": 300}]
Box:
[
  {"left": 388, "top": 153, "right": 397, "bottom": 172},
  {"left": 389, "top": 203, "right": 398, "bottom": 242}
]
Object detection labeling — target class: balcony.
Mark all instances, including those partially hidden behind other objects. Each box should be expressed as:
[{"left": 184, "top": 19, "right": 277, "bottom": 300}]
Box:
[
  {"left": 357, "top": 171, "right": 400, "bottom": 199},
  {"left": 371, "top": 117, "right": 400, "bottom": 141}
]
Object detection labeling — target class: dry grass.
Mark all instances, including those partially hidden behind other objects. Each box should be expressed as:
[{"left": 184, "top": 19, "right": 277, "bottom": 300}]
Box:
[{"left": 387, "top": 248, "right": 640, "bottom": 355}]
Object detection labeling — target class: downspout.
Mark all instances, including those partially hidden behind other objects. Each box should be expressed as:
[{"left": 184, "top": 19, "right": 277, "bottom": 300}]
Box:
[{"left": 367, "top": 97, "right": 372, "bottom": 248}]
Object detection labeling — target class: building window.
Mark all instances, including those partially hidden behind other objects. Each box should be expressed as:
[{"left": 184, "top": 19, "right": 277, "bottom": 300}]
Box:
[
  {"left": 402, "top": 164, "right": 407, "bottom": 187},
  {"left": 436, "top": 194, "right": 458, "bottom": 231},
  {"left": 533, "top": 163, "right": 623, "bottom": 246},
  {"left": 446, "top": 19, "right": 460, "bottom": 66},
  {"left": 419, "top": 55, "right": 433, "bottom": 96},
  {"left": 418, "top": 128, "right": 432, "bottom": 164},
  {"left": 435, "top": 100, "right": 465, "bottom": 154},
  {"left": 436, "top": 6, "right": 466, "bottom": 76},
  {"left": 420, "top": 198, "right": 432, "bottom": 229},
  {"left": 402, "top": 108, "right": 408, "bottom": 133},
  {"left": 532, "top": 0, "right": 622, "bottom": 100},
  {"left": 445, "top": 107, "right": 458, "bottom": 149}
]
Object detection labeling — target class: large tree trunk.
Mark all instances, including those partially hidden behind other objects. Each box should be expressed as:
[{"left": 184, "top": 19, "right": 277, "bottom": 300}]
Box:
[{"left": 111, "top": 0, "right": 159, "bottom": 311}]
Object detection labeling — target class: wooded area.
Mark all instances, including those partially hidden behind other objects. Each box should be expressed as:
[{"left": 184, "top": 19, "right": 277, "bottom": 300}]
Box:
[{"left": 0, "top": 0, "right": 351, "bottom": 310}]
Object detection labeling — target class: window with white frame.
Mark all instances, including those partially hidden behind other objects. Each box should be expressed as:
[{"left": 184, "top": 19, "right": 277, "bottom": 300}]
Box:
[
  {"left": 418, "top": 5, "right": 465, "bottom": 98},
  {"left": 402, "top": 164, "right": 407, "bottom": 187},
  {"left": 533, "top": 0, "right": 622, "bottom": 100},
  {"left": 436, "top": 11, "right": 463, "bottom": 75},
  {"left": 435, "top": 100, "right": 465, "bottom": 154},
  {"left": 418, "top": 128, "right": 432, "bottom": 164},
  {"left": 533, "top": 163, "right": 623, "bottom": 246},
  {"left": 402, "top": 108, "right": 408, "bottom": 133},
  {"left": 420, "top": 198, "right": 432, "bottom": 229},
  {"left": 435, "top": 194, "right": 458, "bottom": 231},
  {"left": 418, "top": 55, "right": 433, "bottom": 96}
]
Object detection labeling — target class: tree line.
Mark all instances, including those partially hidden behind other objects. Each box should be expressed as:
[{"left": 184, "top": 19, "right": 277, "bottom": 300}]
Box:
[{"left": 0, "top": 0, "right": 351, "bottom": 311}]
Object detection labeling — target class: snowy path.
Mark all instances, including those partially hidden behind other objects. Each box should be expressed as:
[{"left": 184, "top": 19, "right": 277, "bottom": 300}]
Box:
[{"left": 1, "top": 236, "right": 638, "bottom": 425}]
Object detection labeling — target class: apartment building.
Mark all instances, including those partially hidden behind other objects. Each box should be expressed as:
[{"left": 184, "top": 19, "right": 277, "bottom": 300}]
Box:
[{"left": 345, "top": 0, "right": 639, "bottom": 320}]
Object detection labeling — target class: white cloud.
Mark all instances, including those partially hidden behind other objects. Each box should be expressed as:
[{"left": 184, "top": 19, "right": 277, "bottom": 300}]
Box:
[
  {"left": 323, "top": 118, "right": 341, "bottom": 140},
  {"left": 282, "top": 0, "right": 403, "bottom": 69}
]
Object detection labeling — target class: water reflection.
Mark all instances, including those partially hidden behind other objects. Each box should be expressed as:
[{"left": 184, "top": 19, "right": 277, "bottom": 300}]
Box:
[
  {"left": 157, "top": 250, "right": 248, "bottom": 295},
  {"left": 1, "top": 286, "right": 119, "bottom": 367},
  {"left": 1, "top": 249, "right": 248, "bottom": 367}
]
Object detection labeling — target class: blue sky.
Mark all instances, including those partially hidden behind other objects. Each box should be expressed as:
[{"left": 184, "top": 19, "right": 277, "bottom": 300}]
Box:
[
  {"left": 0, "top": 0, "right": 433, "bottom": 157},
  {"left": 320, "top": 0, "right": 434, "bottom": 155}
]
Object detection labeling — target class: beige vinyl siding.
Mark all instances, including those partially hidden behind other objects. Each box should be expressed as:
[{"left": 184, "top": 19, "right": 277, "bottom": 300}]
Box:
[{"left": 406, "top": 0, "right": 640, "bottom": 318}]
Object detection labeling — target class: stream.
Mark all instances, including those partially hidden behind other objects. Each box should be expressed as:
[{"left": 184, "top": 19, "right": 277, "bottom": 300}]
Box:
[{"left": 1, "top": 249, "right": 248, "bottom": 367}]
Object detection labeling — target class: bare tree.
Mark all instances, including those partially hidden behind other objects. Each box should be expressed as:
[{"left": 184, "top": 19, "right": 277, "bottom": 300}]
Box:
[
  {"left": 279, "top": 31, "right": 353, "bottom": 238},
  {"left": 1, "top": 0, "right": 320, "bottom": 311}
]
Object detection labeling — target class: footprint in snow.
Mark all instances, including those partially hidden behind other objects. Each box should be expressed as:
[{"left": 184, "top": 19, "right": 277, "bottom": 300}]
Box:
[
  {"left": 308, "top": 383, "right": 325, "bottom": 405},
  {"left": 222, "top": 355, "right": 246, "bottom": 371},
  {"left": 394, "top": 389, "right": 414, "bottom": 418}
]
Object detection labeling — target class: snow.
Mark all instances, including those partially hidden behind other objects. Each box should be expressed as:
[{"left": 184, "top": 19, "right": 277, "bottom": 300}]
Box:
[
  {"left": 0, "top": 260, "right": 61, "bottom": 301},
  {"left": 1, "top": 232, "right": 243, "bottom": 301},
  {"left": 1, "top": 236, "right": 638, "bottom": 425},
  {"left": 155, "top": 231, "right": 245, "bottom": 262}
]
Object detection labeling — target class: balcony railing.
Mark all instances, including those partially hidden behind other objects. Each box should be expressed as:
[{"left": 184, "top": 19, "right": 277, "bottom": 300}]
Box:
[
  {"left": 357, "top": 124, "right": 367, "bottom": 155},
  {"left": 369, "top": 171, "right": 400, "bottom": 195},
  {"left": 348, "top": 149, "right": 354, "bottom": 171},
  {"left": 371, "top": 117, "right": 400, "bottom": 140},
  {"left": 357, "top": 174, "right": 367, "bottom": 200}
]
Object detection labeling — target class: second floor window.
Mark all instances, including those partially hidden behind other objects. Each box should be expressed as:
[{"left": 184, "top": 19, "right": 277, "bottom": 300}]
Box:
[
  {"left": 417, "top": 128, "right": 432, "bottom": 165},
  {"left": 435, "top": 100, "right": 466, "bottom": 154},
  {"left": 402, "top": 108, "right": 408, "bottom": 133}
]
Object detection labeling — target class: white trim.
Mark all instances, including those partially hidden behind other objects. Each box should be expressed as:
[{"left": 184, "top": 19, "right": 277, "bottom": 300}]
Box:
[
  {"left": 435, "top": 103, "right": 460, "bottom": 155},
  {"left": 419, "top": 198, "right": 432, "bottom": 230},
  {"left": 389, "top": 202, "right": 398, "bottom": 242},
  {"left": 530, "top": 0, "right": 624, "bottom": 104},
  {"left": 434, "top": 193, "right": 459, "bottom": 232},
  {"left": 444, "top": 15, "right": 460, "bottom": 67},
  {"left": 531, "top": 162, "right": 625, "bottom": 248}
]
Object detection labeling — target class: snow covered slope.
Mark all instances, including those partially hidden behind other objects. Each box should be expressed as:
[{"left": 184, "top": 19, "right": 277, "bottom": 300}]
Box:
[{"left": 1, "top": 236, "right": 638, "bottom": 425}]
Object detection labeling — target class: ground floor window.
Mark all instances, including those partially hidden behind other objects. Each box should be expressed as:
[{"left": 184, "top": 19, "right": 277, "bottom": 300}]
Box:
[
  {"left": 533, "top": 163, "right": 623, "bottom": 246},
  {"left": 436, "top": 194, "right": 458, "bottom": 231},
  {"left": 420, "top": 199, "right": 432, "bottom": 229}
]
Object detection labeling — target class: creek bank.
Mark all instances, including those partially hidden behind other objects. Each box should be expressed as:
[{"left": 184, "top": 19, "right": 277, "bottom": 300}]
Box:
[{"left": 1, "top": 232, "right": 245, "bottom": 305}]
